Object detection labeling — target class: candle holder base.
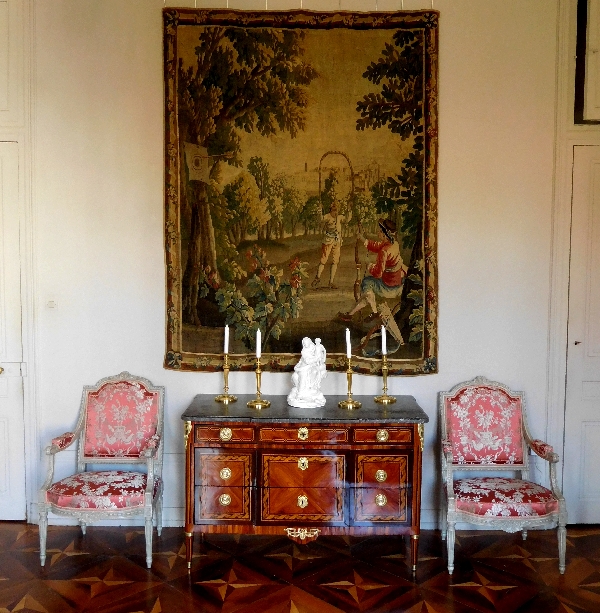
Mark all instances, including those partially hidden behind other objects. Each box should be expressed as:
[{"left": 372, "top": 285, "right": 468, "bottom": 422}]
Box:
[
  {"left": 215, "top": 393, "right": 237, "bottom": 404},
  {"left": 247, "top": 397, "right": 270, "bottom": 410},
  {"left": 374, "top": 394, "right": 396, "bottom": 405},
  {"left": 338, "top": 398, "right": 362, "bottom": 410}
]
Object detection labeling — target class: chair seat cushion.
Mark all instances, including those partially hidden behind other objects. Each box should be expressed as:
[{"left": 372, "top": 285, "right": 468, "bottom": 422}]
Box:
[
  {"left": 453, "top": 477, "right": 560, "bottom": 517},
  {"left": 46, "top": 470, "right": 159, "bottom": 510}
]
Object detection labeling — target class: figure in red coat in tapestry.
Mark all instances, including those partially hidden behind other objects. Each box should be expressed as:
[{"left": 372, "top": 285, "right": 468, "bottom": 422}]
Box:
[{"left": 338, "top": 218, "right": 407, "bottom": 323}]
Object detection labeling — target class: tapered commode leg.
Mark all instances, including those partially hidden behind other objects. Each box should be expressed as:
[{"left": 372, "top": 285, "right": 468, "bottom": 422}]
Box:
[
  {"left": 185, "top": 529, "right": 193, "bottom": 571},
  {"left": 410, "top": 534, "right": 420, "bottom": 572}
]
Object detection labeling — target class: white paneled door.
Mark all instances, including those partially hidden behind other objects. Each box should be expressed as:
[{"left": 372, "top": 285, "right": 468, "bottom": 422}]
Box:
[
  {"left": 564, "top": 145, "right": 600, "bottom": 523},
  {"left": 0, "top": 142, "right": 26, "bottom": 519}
]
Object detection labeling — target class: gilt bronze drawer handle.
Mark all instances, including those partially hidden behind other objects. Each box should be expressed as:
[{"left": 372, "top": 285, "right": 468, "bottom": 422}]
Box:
[
  {"left": 376, "top": 429, "right": 389, "bottom": 442},
  {"left": 218, "top": 493, "right": 231, "bottom": 506},
  {"left": 219, "top": 427, "right": 233, "bottom": 441},
  {"left": 219, "top": 467, "right": 232, "bottom": 480},
  {"left": 298, "top": 457, "right": 309, "bottom": 471},
  {"left": 375, "top": 469, "right": 387, "bottom": 483},
  {"left": 298, "top": 427, "right": 309, "bottom": 441},
  {"left": 375, "top": 493, "right": 387, "bottom": 507},
  {"left": 297, "top": 494, "right": 309, "bottom": 508}
]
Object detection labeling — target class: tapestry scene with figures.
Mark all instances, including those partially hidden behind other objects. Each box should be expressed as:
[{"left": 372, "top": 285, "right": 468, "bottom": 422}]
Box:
[{"left": 163, "top": 9, "right": 438, "bottom": 375}]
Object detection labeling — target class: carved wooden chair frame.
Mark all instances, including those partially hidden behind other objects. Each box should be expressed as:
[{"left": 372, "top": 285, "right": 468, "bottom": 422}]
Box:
[
  {"left": 439, "top": 376, "right": 567, "bottom": 574},
  {"left": 38, "top": 372, "right": 165, "bottom": 568}
]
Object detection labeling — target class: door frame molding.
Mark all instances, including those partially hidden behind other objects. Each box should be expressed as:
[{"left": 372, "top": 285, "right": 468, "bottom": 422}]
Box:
[{"left": 548, "top": 0, "right": 600, "bottom": 487}]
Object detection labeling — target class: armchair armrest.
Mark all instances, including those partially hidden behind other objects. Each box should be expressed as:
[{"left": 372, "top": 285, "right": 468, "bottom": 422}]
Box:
[
  {"left": 139, "top": 434, "right": 161, "bottom": 458},
  {"left": 47, "top": 431, "right": 76, "bottom": 454},
  {"left": 529, "top": 438, "right": 559, "bottom": 463},
  {"left": 441, "top": 439, "right": 456, "bottom": 499}
]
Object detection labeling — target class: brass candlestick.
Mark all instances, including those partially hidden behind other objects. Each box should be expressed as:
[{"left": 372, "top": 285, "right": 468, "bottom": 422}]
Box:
[
  {"left": 247, "top": 357, "right": 270, "bottom": 409},
  {"left": 215, "top": 353, "right": 237, "bottom": 403},
  {"left": 338, "top": 356, "right": 362, "bottom": 410},
  {"left": 374, "top": 354, "right": 396, "bottom": 404}
]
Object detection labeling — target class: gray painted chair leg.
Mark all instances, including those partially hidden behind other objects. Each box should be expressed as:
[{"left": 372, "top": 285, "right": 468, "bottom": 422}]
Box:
[
  {"left": 156, "top": 497, "right": 163, "bottom": 537},
  {"left": 80, "top": 521, "right": 86, "bottom": 535},
  {"left": 39, "top": 509, "right": 48, "bottom": 566},
  {"left": 522, "top": 530, "right": 528, "bottom": 541},
  {"left": 558, "top": 524, "right": 567, "bottom": 574},
  {"left": 145, "top": 516, "right": 153, "bottom": 569},
  {"left": 447, "top": 522, "right": 456, "bottom": 574}
]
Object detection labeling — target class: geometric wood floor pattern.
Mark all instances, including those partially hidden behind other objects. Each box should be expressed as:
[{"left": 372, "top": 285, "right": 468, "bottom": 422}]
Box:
[{"left": 0, "top": 522, "right": 598, "bottom": 612}]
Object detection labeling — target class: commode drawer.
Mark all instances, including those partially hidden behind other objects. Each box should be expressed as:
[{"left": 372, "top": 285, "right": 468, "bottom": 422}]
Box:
[
  {"left": 194, "top": 450, "right": 252, "bottom": 487},
  {"left": 195, "top": 425, "right": 254, "bottom": 443},
  {"left": 195, "top": 486, "right": 251, "bottom": 522},
  {"left": 259, "top": 426, "right": 348, "bottom": 443},
  {"left": 353, "top": 428, "right": 412, "bottom": 444}
]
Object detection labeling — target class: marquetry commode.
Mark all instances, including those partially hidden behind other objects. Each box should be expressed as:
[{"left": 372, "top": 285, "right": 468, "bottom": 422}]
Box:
[{"left": 181, "top": 395, "right": 428, "bottom": 571}]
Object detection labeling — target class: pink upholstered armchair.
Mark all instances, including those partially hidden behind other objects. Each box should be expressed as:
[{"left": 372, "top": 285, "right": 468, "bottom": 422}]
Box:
[
  {"left": 439, "top": 376, "right": 567, "bottom": 574},
  {"left": 39, "top": 372, "right": 164, "bottom": 568}
]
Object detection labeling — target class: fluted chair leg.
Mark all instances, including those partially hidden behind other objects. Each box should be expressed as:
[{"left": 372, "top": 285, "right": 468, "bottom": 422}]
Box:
[
  {"left": 156, "top": 497, "right": 163, "bottom": 537},
  {"left": 558, "top": 524, "right": 567, "bottom": 574},
  {"left": 145, "top": 516, "right": 153, "bottom": 569},
  {"left": 447, "top": 522, "right": 456, "bottom": 574},
  {"left": 39, "top": 509, "right": 48, "bottom": 566}
]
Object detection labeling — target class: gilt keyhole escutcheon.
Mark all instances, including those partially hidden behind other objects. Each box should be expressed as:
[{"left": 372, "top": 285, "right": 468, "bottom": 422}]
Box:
[{"left": 297, "top": 494, "right": 309, "bottom": 508}]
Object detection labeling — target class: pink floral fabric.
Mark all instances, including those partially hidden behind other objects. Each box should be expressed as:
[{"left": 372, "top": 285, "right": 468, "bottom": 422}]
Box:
[
  {"left": 52, "top": 432, "right": 75, "bottom": 450},
  {"left": 445, "top": 385, "right": 524, "bottom": 464},
  {"left": 83, "top": 381, "right": 160, "bottom": 458},
  {"left": 452, "top": 477, "right": 559, "bottom": 518},
  {"left": 530, "top": 439, "right": 554, "bottom": 458},
  {"left": 46, "top": 470, "right": 159, "bottom": 510}
]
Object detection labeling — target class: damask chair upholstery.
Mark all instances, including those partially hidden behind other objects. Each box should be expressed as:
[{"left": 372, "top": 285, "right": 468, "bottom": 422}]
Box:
[
  {"left": 39, "top": 372, "right": 164, "bottom": 568},
  {"left": 439, "top": 376, "right": 567, "bottom": 574}
]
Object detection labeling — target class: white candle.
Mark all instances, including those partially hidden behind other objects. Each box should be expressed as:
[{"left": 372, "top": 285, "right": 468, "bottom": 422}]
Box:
[
  {"left": 346, "top": 328, "right": 351, "bottom": 358},
  {"left": 381, "top": 325, "right": 387, "bottom": 355},
  {"left": 224, "top": 325, "right": 229, "bottom": 354},
  {"left": 256, "top": 328, "right": 261, "bottom": 359}
]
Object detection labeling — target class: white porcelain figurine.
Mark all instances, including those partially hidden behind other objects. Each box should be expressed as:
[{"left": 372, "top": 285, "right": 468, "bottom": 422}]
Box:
[{"left": 287, "top": 337, "right": 327, "bottom": 408}]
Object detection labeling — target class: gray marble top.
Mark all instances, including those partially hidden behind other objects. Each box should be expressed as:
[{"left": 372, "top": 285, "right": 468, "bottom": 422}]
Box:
[{"left": 181, "top": 394, "right": 429, "bottom": 423}]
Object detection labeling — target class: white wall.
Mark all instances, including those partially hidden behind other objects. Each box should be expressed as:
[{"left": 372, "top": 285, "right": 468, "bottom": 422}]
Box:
[{"left": 30, "top": 0, "right": 560, "bottom": 526}]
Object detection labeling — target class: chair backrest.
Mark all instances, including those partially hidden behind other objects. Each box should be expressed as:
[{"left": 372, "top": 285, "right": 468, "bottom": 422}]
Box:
[
  {"left": 440, "top": 376, "right": 527, "bottom": 467},
  {"left": 77, "top": 372, "right": 164, "bottom": 464}
]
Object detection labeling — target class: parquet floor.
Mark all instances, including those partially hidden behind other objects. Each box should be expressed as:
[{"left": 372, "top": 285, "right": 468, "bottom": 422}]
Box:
[{"left": 0, "top": 522, "right": 598, "bottom": 612}]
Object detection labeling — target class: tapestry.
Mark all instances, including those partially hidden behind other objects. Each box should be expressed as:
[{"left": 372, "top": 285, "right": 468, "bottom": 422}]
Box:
[{"left": 163, "top": 9, "right": 438, "bottom": 375}]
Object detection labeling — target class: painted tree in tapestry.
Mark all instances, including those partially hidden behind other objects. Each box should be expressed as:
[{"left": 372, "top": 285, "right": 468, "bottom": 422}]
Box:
[
  {"left": 177, "top": 28, "right": 317, "bottom": 351},
  {"left": 176, "top": 24, "right": 426, "bottom": 358},
  {"left": 356, "top": 29, "right": 426, "bottom": 349}
]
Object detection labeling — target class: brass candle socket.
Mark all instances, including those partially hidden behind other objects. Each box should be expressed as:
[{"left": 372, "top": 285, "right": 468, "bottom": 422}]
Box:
[
  {"left": 215, "top": 353, "right": 237, "bottom": 403},
  {"left": 338, "top": 356, "right": 362, "bottom": 410},
  {"left": 247, "top": 357, "right": 270, "bottom": 409},
  {"left": 374, "top": 354, "right": 396, "bottom": 405}
]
